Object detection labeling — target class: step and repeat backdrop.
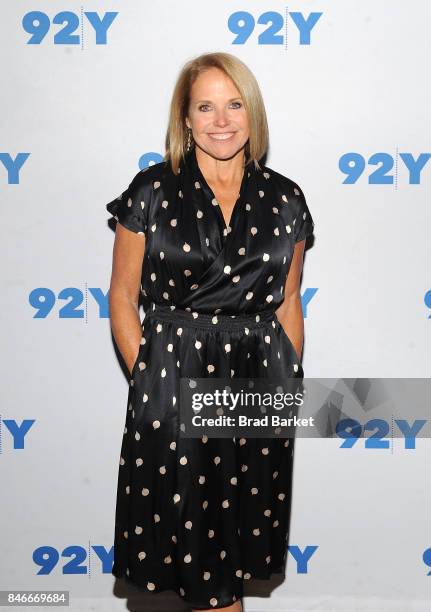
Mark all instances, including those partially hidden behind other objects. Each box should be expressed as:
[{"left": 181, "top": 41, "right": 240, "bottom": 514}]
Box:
[{"left": 2, "top": 1, "right": 430, "bottom": 610}]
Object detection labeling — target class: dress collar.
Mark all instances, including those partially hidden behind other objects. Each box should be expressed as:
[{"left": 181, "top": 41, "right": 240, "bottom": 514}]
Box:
[{"left": 181, "top": 146, "right": 255, "bottom": 235}]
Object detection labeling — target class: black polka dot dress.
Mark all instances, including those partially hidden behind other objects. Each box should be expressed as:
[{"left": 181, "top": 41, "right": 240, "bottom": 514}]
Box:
[{"left": 106, "top": 146, "right": 314, "bottom": 609}]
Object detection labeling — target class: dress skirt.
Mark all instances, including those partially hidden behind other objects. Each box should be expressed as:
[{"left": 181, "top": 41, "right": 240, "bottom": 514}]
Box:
[{"left": 112, "top": 301, "right": 303, "bottom": 609}]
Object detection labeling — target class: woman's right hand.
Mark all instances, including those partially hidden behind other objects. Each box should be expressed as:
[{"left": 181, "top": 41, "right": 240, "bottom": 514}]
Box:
[{"left": 128, "top": 347, "right": 140, "bottom": 377}]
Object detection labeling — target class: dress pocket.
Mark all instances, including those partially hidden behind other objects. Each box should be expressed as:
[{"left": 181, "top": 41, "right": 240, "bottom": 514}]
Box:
[
  {"left": 274, "top": 314, "right": 302, "bottom": 364},
  {"left": 129, "top": 327, "right": 144, "bottom": 380},
  {"left": 129, "top": 347, "right": 141, "bottom": 379}
]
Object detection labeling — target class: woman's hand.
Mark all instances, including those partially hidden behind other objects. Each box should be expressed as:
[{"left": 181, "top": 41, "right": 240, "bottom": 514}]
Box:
[{"left": 128, "top": 344, "right": 141, "bottom": 377}]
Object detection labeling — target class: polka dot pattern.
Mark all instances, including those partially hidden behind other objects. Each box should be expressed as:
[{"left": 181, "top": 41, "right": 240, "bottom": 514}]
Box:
[{"left": 106, "top": 146, "right": 314, "bottom": 609}]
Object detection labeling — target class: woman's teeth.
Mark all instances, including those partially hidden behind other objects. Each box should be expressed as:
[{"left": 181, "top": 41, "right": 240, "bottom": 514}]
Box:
[{"left": 208, "top": 132, "right": 235, "bottom": 140}]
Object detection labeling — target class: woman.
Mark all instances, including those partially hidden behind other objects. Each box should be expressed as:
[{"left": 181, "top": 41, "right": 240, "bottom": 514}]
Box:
[{"left": 106, "top": 52, "right": 314, "bottom": 611}]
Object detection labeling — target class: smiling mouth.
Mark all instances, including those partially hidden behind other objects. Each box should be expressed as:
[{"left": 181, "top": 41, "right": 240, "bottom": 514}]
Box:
[{"left": 207, "top": 132, "right": 236, "bottom": 140}]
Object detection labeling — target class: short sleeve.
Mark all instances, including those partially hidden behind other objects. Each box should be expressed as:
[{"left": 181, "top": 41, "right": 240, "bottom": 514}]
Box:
[
  {"left": 291, "top": 183, "right": 315, "bottom": 243},
  {"left": 106, "top": 171, "right": 148, "bottom": 236}
]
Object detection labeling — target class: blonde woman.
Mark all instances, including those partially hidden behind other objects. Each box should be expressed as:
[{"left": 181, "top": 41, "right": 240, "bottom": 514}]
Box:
[{"left": 106, "top": 51, "right": 314, "bottom": 611}]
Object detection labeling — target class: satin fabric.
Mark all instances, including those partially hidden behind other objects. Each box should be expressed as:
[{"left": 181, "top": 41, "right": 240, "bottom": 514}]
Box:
[{"left": 106, "top": 146, "right": 314, "bottom": 609}]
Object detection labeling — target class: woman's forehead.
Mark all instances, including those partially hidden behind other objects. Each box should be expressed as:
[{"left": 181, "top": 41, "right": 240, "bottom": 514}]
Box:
[{"left": 190, "top": 69, "right": 239, "bottom": 96}]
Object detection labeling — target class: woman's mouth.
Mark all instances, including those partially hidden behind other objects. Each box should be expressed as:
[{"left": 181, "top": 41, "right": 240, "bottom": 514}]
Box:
[{"left": 207, "top": 132, "right": 236, "bottom": 141}]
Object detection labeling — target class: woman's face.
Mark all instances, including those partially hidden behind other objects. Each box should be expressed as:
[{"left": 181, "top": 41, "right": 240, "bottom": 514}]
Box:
[{"left": 185, "top": 67, "right": 250, "bottom": 161}]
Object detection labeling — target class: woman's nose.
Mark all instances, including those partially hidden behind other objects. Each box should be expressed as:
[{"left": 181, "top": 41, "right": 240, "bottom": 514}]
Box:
[{"left": 213, "top": 110, "right": 229, "bottom": 127}]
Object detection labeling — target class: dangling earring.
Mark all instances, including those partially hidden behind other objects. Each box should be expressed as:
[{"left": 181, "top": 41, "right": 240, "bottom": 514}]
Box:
[{"left": 186, "top": 127, "right": 193, "bottom": 152}]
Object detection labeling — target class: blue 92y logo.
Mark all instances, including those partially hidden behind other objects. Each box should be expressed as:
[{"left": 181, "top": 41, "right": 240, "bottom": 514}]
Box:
[
  {"left": 228, "top": 10, "right": 322, "bottom": 45},
  {"left": 424, "top": 290, "right": 431, "bottom": 317},
  {"left": 22, "top": 11, "right": 118, "bottom": 45},
  {"left": 339, "top": 152, "right": 431, "bottom": 184},
  {"left": 28, "top": 288, "right": 109, "bottom": 319},
  {"left": 33, "top": 545, "right": 113, "bottom": 575},
  {"left": 1, "top": 419, "right": 36, "bottom": 452},
  {"left": 336, "top": 418, "right": 426, "bottom": 450}
]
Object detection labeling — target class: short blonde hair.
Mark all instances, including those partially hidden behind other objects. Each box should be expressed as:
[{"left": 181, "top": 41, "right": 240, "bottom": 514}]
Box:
[{"left": 164, "top": 52, "right": 269, "bottom": 175}]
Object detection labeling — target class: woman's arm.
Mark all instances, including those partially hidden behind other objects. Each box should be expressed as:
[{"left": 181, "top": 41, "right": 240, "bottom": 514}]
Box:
[
  {"left": 108, "top": 223, "right": 146, "bottom": 375},
  {"left": 274, "top": 239, "right": 306, "bottom": 362}
]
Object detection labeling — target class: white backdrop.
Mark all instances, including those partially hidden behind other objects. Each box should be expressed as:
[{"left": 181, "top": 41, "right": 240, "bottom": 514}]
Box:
[{"left": 2, "top": 1, "right": 431, "bottom": 610}]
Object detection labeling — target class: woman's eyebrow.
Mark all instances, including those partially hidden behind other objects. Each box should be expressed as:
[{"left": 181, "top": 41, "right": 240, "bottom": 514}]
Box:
[{"left": 194, "top": 97, "right": 242, "bottom": 104}]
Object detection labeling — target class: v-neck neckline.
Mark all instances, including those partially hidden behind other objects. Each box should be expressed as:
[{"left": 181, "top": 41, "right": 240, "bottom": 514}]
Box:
[{"left": 189, "top": 146, "right": 250, "bottom": 232}]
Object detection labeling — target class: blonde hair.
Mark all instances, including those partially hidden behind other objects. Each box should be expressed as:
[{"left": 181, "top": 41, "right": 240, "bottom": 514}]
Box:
[{"left": 164, "top": 52, "right": 269, "bottom": 175}]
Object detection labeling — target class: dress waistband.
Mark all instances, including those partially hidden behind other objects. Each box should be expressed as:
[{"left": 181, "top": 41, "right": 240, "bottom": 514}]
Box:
[{"left": 144, "top": 302, "right": 277, "bottom": 331}]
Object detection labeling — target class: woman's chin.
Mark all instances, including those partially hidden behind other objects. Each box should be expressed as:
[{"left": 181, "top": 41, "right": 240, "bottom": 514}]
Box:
[{"left": 200, "top": 138, "right": 246, "bottom": 160}]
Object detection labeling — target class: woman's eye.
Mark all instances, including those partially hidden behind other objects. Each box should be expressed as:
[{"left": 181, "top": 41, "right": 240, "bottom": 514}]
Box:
[{"left": 198, "top": 101, "right": 242, "bottom": 112}]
